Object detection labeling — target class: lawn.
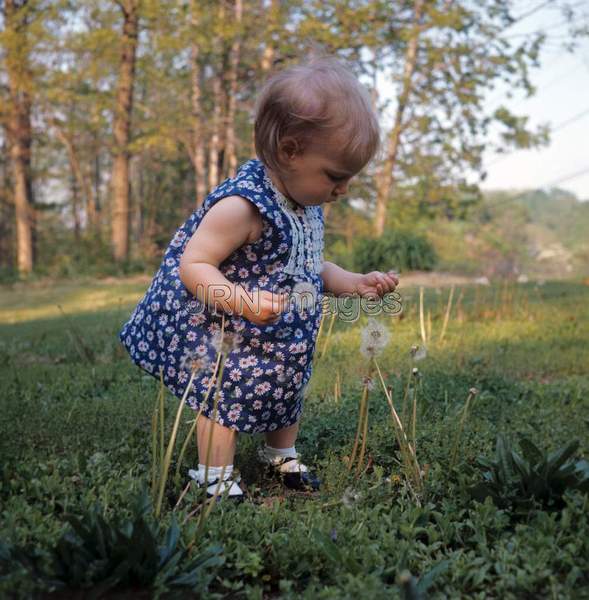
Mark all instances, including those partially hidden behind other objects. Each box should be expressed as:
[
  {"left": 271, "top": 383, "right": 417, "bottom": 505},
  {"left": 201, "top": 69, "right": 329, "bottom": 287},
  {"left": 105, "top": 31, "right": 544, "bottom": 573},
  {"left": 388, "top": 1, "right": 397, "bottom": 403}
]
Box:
[{"left": 1, "top": 276, "right": 588, "bottom": 599}]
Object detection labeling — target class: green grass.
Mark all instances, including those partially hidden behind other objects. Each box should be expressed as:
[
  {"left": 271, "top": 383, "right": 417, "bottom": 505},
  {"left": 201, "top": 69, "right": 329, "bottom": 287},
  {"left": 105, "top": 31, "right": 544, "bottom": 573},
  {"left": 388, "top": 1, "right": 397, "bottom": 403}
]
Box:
[{"left": 1, "top": 276, "right": 588, "bottom": 598}]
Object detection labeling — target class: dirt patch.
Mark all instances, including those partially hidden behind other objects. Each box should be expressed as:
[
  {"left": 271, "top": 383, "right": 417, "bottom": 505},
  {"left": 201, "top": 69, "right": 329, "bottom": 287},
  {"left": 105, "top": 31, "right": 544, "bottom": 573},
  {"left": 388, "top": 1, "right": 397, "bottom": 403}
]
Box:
[{"left": 396, "top": 270, "right": 481, "bottom": 288}]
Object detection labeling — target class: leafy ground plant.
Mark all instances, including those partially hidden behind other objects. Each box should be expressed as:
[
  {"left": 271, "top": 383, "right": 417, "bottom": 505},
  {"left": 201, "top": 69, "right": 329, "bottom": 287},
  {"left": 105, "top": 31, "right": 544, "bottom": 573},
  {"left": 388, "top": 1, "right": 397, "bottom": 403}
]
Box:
[
  {"left": 468, "top": 433, "right": 589, "bottom": 517},
  {"left": 0, "top": 487, "right": 224, "bottom": 597},
  {"left": 2, "top": 278, "right": 589, "bottom": 597}
]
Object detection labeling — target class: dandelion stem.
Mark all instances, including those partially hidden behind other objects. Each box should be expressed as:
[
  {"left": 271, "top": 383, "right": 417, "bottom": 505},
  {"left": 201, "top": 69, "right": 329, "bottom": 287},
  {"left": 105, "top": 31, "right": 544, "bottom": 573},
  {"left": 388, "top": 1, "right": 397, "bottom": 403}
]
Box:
[
  {"left": 348, "top": 383, "right": 368, "bottom": 471},
  {"left": 158, "top": 371, "right": 165, "bottom": 485},
  {"left": 155, "top": 367, "right": 198, "bottom": 518},
  {"left": 355, "top": 387, "right": 370, "bottom": 478},
  {"left": 411, "top": 381, "right": 418, "bottom": 456},
  {"left": 202, "top": 464, "right": 228, "bottom": 522},
  {"left": 455, "top": 287, "right": 465, "bottom": 322},
  {"left": 173, "top": 481, "right": 192, "bottom": 511},
  {"left": 449, "top": 388, "right": 477, "bottom": 471},
  {"left": 316, "top": 311, "right": 326, "bottom": 346},
  {"left": 439, "top": 284, "right": 455, "bottom": 344},
  {"left": 319, "top": 312, "right": 337, "bottom": 359},
  {"left": 337, "top": 370, "right": 341, "bottom": 402},
  {"left": 419, "top": 287, "right": 427, "bottom": 347},
  {"left": 198, "top": 355, "right": 227, "bottom": 530},
  {"left": 374, "top": 360, "right": 423, "bottom": 495},
  {"left": 426, "top": 309, "right": 432, "bottom": 343},
  {"left": 201, "top": 315, "right": 226, "bottom": 498},
  {"left": 191, "top": 463, "right": 228, "bottom": 543},
  {"left": 174, "top": 349, "right": 223, "bottom": 482},
  {"left": 175, "top": 407, "right": 204, "bottom": 486},
  {"left": 150, "top": 394, "right": 158, "bottom": 497},
  {"left": 401, "top": 365, "right": 412, "bottom": 428},
  {"left": 150, "top": 376, "right": 163, "bottom": 498}
]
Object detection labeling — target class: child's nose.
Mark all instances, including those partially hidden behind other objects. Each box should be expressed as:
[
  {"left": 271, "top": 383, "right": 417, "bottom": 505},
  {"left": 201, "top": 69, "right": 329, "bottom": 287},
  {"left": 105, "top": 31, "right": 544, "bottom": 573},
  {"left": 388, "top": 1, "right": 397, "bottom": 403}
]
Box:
[{"left": 335, "top": 181, "right": 350, "bottom": 194}]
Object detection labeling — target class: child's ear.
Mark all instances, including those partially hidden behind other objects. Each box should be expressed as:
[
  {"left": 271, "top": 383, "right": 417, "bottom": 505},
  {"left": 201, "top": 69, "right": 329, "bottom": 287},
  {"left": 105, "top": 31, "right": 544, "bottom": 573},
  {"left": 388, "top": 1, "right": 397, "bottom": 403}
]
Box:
[{"left": 280, "top": 136, "right": 302, "bottom": 160}]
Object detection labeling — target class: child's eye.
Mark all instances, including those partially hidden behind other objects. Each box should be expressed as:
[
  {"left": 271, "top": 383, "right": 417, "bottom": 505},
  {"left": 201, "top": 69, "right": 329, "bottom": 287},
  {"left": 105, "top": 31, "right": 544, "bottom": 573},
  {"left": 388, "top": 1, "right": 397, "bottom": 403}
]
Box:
[{"left": 326, "top": 172, "right": 346, "bottom": 183}]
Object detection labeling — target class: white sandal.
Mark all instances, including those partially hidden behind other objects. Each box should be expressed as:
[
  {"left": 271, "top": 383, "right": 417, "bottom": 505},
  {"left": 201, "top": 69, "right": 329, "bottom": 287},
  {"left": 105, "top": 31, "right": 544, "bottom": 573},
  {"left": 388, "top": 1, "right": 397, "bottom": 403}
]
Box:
[{"left": 188, "top": 469, "right": 245, "bottom": 501}]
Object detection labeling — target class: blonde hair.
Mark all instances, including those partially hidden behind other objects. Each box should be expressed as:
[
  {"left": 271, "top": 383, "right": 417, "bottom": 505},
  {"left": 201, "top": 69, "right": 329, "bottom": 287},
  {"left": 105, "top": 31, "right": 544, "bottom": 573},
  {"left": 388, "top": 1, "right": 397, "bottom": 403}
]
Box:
[{"left": 253, "top": 54, "right": 381, "bottom": 174}]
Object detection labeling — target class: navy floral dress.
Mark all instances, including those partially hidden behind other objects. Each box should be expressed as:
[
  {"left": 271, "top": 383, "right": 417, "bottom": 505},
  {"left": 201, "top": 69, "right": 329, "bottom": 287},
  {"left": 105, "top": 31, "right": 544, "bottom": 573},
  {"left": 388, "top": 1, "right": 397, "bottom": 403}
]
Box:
[{"left": 119, "top": 158, "right": 325, "bottom": 433}]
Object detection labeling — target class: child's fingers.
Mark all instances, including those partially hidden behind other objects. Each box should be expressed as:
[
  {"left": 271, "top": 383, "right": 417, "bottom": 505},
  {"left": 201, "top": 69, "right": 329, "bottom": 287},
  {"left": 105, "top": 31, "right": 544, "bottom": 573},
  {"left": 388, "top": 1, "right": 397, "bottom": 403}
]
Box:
[
  {"left": 376, "top": 273, "right": 389, "bottom": 294},
  {"left": 384, "top": 272, "right": 398, "bottom": 289},
  {"left": 385, "top": 271, "right": 399, "bottom": 287}
]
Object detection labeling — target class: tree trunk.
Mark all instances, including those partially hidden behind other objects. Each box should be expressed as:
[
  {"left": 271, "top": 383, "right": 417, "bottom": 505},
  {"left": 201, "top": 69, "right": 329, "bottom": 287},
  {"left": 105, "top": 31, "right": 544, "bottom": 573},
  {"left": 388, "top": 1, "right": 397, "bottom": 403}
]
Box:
[
  {"left": 111, "top": 0, "right": 139, "bottom": 262},
  {"left": 374, "top": 0, "right": 424, "bottom": 237},
  {"left": 51, "top": 118, "right": 98, "bottom": 230},
  {"left": 252, "top": 0, "right": 279, "bottom": 157},
  {"left": 0, "top": 131, "right": 14, "bottom": 270},
  {"left": 92, "top": 121, "right": 102, "bottom": 219},
  {"left": 223, "top": 0, "right": 243, "bottom": 179},
  {"left": 190, "top": 0, "right": 207, "bottom": 207},
  {"left": 208, "top": 2, "right": 227, "bottom": 191},
  {"left": 4, "top": 0, "right": 34, "bottom": 274},
  {"left": 70, "top": 169, "right": 81, "bottom": 241}
]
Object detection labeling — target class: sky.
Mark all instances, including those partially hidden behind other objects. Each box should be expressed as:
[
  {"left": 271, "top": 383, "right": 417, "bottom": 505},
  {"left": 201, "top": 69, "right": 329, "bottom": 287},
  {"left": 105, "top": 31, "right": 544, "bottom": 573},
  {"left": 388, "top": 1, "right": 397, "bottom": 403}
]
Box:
[{"left": 373, "top": 1, "right": 589, "bottom": 201}]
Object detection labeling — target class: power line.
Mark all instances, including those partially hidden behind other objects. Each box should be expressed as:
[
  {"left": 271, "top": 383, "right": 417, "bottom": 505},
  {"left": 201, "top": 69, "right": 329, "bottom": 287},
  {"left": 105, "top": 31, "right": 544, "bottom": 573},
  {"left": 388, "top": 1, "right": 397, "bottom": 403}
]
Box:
[
  {"left": 477, "top": 164, "right": 589, "bottom": 211},
  {"left": 487, "top": 57, "right": 586, "bottom": 113},
  {"left": 511, "top": 0, "right": 554, "bottom": 24},
  {"left": 486, "top": 105, "right": 589, "bottom": 168},
  {"left": 542, "top": 165, "right": 589, "bottom": 187},
  {"left": 531, "top": 61, "right": 586, "bottom": 93},
  {"left": 511, "top": 0, "right": 588, "bottom": 24},
  {"left": 552, "top": 107, "right": 589, "bottom": 132},
  {"left": 504, "top": 16, "right": 580, "bottom": 38}
]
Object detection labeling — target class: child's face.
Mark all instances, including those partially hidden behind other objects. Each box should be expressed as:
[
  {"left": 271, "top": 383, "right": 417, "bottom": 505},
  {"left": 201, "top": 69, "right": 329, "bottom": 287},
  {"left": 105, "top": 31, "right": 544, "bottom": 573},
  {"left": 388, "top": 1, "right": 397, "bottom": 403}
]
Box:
[{"left": 271, "top": 134, "right": 363, "bottom": 207}]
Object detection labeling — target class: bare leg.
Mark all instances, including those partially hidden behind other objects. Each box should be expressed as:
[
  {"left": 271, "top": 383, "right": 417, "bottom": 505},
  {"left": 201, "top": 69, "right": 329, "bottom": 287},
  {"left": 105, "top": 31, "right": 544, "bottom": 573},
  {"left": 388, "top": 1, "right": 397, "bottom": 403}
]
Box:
[
  {"left": 196, "top": 415, "right": 237, "bottom": 467},
  {"left": 264, "top": 421, "right": 299, "bottom": 449}
]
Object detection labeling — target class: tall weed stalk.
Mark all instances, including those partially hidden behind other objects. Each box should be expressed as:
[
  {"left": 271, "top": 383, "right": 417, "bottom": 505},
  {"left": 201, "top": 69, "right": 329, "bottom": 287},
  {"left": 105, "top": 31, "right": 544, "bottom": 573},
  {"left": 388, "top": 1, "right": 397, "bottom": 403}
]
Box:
[
  {"left": 449, "top": 387, "right": 479, "bottom": 471},
  {"left": 374, "top": 360, "right": 424, "bottom": 500}
]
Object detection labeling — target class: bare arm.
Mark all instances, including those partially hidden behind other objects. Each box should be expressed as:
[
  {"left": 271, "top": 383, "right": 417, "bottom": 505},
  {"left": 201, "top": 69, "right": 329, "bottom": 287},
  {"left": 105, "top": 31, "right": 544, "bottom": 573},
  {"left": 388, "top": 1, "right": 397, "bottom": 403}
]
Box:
[
  {"left": 180, "top": 196, "right": 261, "bottom": 311},
  {"left": 320, "top": 261, "right": 399, "bottom": 298},
  {"left": 320, "top": 261, "right": 363, "bottom": 297},
  {"left": 178, "top": 196, "right": 287, "bottom": 325}
]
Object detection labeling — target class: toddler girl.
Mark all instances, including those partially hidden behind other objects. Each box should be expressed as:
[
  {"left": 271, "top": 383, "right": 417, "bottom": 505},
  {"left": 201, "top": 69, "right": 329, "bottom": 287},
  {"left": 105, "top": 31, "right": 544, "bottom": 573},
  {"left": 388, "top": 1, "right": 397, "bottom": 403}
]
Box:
[{"left": 119, "top": 55, "right": 399, "bottom": 500}]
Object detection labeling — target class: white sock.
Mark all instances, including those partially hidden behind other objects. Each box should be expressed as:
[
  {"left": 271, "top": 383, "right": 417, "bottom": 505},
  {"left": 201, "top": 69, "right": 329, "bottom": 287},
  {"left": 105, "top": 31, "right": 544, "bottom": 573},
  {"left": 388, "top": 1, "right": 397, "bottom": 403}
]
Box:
[
  {"left": 263, "top": 445, "right": 297, "bottom": 460},
  {"left": 188, "top": 463, "right": 233, "bottom": 484},
  {"left": 261, "top": 445, "right": 308, "bottom": 473}
]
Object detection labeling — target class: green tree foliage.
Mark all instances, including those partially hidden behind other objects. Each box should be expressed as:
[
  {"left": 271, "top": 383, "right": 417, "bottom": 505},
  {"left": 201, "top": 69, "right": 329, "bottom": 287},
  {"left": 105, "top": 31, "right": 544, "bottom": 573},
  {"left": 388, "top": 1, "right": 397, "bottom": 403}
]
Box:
[{"left": 0, "top": 0, "right": 586, "bottom": 275}]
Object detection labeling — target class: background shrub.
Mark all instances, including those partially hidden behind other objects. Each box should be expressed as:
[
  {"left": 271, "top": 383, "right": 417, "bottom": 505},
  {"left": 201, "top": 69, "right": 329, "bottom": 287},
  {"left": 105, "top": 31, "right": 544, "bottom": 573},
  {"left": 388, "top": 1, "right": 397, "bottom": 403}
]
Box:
[{"left": 352, "top": 231, "right": 437, "bottom": 272}]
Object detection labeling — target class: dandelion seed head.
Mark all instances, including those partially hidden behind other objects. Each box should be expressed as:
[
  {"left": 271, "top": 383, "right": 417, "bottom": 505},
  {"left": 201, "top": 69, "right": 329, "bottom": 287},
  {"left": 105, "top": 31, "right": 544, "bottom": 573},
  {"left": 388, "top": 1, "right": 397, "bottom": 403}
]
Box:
[
  {"left": 292, "top": 281, "right": 317, "bottom": 312},
  {"left": 469, "top": 387, "right": 479, "bottom": 395},
  {"left": 361, "top": 343, "right": 378, "bottom": 358},
  {"left": 412, "top": 345, "right": 427, "bottom": 361},
  {"left": 361, "top": 375, "right": 375, "bottom": 391},
  {"left": 412, "top": 367, "right": 419, "bottom": 376},
  {"left": 210, "top": 330, "right": 241, "bottom": 356},
  {"left": 179, "top": 351, "right": 211, "bottom": 374},
  {"left": 360, "top": 317, "right": 391, "bottom": 359},
  {"left": 342, "top": 486, "right": 362, "bottom": 509}
]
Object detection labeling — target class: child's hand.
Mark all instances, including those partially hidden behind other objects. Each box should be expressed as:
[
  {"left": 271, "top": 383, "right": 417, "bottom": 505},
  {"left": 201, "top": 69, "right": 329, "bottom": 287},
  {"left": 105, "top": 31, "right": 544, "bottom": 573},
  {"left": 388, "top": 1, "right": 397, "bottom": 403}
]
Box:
[
  {"left": 355, "top": 270, "right": 399, "bottom": 300},
  {"left": 240, "top": 289, "right": 290, "bottom": 326}
]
